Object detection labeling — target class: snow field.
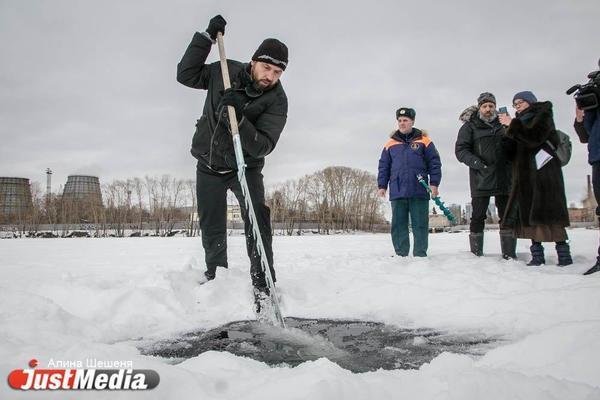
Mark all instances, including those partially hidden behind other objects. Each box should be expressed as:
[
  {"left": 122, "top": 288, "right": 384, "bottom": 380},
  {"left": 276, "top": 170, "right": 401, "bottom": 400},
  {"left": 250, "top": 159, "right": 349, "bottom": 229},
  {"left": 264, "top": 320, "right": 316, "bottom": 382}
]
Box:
[{"left": 1, "top": 229, "right": 599, "bottom": 399}]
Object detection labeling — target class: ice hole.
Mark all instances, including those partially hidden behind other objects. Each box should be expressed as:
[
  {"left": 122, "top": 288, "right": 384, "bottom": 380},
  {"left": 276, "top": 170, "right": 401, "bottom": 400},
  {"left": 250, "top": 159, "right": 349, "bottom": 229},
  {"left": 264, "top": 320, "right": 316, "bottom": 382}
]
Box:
[{"left": 140, "top": 318, "right": 498, "bottom": 373}]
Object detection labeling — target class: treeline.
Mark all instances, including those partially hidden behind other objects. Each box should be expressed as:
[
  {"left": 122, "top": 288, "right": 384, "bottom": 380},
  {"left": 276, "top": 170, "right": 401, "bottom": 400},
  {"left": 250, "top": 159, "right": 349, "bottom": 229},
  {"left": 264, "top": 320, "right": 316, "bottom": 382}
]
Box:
[
  {"left": 269, "top": 166, "right": 386, "bottom": 234},
  {"left": 3, "top": 176, "right": 197, "bottom": 237},
  {"left": 1, "top": 167, "right": 386, "bottom": 237}
]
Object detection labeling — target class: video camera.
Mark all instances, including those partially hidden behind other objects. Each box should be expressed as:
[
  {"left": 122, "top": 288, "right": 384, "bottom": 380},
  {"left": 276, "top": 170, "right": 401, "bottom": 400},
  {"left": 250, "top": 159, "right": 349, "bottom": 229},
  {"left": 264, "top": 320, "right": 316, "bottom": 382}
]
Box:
[{"left": 566, "top": 58, "right": 600, "bottom": 111}]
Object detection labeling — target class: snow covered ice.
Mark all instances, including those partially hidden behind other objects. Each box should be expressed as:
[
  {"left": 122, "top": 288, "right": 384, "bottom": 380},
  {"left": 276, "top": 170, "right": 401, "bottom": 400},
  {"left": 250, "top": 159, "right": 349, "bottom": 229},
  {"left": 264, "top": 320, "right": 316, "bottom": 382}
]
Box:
[{"left": 1, "top": 229, "right": 600, "bottom": 399}]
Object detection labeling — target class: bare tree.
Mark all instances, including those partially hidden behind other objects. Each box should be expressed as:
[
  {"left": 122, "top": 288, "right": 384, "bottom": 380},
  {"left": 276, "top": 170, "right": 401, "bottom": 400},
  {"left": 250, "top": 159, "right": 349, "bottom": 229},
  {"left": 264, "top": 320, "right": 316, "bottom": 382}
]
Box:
[
  {"left": 144, "top": 176, "right": 160, "bottom": 235},
  {"left": 271, "top": 177, "right": 308, "bottom": 235},
  {"left": 184, "top": 179, "right": 197, "bottom": 237},
  {"left": 27, "top": 182, "right": 44, "bottom": 235},
  {"left": 268, "top": 166, "right": 385, "bottom": 234},
  {"left": 305, "top": 170, "right": 330, "bottom": 233},
  {"left": 102, "top": 181, "right": 128, "bottom": 237},
  {"left": 164, "top": 176, "right": 185, "bottom": 235}
]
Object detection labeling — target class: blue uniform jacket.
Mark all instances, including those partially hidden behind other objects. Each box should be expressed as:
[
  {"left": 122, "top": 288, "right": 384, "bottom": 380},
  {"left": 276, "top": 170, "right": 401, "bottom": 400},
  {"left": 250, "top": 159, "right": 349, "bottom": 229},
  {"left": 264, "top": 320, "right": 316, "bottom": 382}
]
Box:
[{"left": 377, "top": 128, "right": 442, "bottom": 200}]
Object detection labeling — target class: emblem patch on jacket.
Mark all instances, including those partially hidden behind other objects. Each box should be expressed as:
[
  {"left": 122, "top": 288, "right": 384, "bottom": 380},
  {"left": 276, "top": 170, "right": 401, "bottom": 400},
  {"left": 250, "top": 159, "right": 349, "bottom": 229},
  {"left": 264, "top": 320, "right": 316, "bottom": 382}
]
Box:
[{"left": 410, "top": 143, "right": 420, "bottom": 151}]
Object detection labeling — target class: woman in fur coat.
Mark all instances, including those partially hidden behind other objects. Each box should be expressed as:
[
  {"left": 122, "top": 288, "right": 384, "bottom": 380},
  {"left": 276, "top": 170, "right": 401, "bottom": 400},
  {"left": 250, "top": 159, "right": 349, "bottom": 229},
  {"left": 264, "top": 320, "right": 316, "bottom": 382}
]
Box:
[{"left": 498, "top": 91, "right": 573, "bottom": 266}]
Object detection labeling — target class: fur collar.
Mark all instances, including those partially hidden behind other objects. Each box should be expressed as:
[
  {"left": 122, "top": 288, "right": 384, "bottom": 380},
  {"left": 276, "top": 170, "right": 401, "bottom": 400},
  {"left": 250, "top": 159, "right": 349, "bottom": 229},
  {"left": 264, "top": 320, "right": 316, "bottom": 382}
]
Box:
[
  {"left": 459, "top": 105, "right": 478, "bottom": 123},
  {"left": 389, "top": 128, "right": 428, "bottom": 138}
]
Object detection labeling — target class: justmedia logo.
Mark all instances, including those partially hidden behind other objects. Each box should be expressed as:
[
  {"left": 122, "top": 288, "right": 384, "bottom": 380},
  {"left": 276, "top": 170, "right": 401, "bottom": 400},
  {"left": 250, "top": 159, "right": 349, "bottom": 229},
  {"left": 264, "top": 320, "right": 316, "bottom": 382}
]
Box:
[{"left": 7, "top": 359, "right": 160, "bottom": 391}]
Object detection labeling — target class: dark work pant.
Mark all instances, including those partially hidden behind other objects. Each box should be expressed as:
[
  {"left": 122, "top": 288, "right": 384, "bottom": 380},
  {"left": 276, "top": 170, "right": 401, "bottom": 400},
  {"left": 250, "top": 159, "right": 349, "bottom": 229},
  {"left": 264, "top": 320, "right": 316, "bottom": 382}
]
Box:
[
  {"left": 196, "top": 162, "right": 274, "bottom": 288},
  {"left": 470, "top": 195, "right": 508, "bottom": 233},
  {"left": 391, "top": 198, "right": 429, "bottom": 257},
  {"left": 593, "top": 162, "right": 600, "bottom": 217},
  {"left": 593, "top": 162, "right": 600, "bottom": 259}
]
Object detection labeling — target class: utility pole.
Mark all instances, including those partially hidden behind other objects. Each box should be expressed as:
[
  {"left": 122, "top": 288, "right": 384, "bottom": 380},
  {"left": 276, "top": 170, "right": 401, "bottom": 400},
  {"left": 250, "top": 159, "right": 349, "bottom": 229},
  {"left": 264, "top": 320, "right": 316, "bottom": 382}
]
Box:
[{"left": 45, "top": 168, "right": 52, "bottom": 204}]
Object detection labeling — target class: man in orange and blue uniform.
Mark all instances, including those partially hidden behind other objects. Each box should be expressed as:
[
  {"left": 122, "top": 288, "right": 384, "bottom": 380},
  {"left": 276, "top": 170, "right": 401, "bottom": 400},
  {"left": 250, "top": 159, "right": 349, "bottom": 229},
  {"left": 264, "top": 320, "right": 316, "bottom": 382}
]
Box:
[{"left": 377, "top": 107, "right": 442, "bottom": 257}]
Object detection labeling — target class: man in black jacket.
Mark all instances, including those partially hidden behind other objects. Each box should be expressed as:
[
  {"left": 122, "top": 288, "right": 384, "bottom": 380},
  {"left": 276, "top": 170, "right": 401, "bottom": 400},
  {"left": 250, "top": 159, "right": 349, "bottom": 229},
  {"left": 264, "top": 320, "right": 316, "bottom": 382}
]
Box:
[
  {"left": 575, "top": 105, "right": 600, "bottom": 275},
  {"left": 177, "top": 15, "right": 288, "bottom": 295},
  {"left": 455, "top": 92, "right": 515, "bottom": 258}
]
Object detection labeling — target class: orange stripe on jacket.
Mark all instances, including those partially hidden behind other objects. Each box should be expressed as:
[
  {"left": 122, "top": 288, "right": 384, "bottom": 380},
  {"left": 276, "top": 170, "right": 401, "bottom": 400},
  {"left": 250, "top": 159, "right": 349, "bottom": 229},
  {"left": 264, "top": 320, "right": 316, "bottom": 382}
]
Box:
[
  {"left": 384, "top": 136, "right": 432, "bottom": 150},
  {"left": 384, "top": 139, "right": 402, "bottom": 150}
]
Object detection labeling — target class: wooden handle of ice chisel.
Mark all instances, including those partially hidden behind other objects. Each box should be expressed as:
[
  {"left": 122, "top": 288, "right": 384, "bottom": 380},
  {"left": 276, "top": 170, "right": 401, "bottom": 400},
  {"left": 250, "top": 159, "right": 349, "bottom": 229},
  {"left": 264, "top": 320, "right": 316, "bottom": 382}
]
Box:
[{"left": 216, "top": 32, "right": 240, "bottom": 137}]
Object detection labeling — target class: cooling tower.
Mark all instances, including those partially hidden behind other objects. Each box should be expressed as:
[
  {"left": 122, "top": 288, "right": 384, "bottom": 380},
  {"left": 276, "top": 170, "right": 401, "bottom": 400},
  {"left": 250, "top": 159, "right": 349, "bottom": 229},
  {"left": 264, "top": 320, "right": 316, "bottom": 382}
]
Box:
[
  {"left": 62, "top": 175, "right": 103, "bottom": 206},
  {"left": 0, "top": 177, "right": 33, "bottom": 221}
]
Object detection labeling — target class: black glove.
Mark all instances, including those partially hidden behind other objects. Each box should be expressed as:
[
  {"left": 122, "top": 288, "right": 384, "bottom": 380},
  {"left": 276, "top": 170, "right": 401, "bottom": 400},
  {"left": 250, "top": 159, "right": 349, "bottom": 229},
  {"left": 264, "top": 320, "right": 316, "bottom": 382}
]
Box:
[
  {"left": 474, "top": 160, "right": 488, "bottom": 170},
  {"left": 221, "top": 88, "right": 246, "bottom": 120},
  {"left": 205, "top": 15, "right": 226, "bottom": 41}
]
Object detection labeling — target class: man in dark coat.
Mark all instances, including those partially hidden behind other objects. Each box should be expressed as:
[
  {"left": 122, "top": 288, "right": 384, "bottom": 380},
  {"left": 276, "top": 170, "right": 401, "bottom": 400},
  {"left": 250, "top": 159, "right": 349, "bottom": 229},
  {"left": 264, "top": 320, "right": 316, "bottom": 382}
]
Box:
[
  {"left": 574, "top": 104, "right": 600, "bottom": 274},
  {"left": 455, "top": 92, "right": 515, "bottom": 259},
  {"left": 499, "top": 91, "right": 572, "bottom": 266},
  {"left": 378, "top": 107, "right": 442, "bottom": 257},
  {"left": 177, "top": 15, "right": 288, "bottom": 296}
]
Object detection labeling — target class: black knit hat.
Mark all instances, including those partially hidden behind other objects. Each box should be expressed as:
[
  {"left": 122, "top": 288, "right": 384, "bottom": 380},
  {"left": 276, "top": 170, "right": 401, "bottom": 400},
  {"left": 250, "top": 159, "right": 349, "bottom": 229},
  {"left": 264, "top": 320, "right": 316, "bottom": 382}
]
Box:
[
  {"left": 477, "top": 92, "right": 496, "bottom": 107},
  {"left": 396, "top": 107, "right": 416, "bottom": 120},
  {"left": 252, "top": 38, "right": 288, "bottom": 70}
]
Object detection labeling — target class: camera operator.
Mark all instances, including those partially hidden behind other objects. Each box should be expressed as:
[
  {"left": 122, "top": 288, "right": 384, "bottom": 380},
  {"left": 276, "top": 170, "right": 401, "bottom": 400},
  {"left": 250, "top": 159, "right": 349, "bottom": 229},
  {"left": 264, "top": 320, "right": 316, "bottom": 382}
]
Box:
[
  {"left": 574, "top": 103, "right": 600, "bottom": 275},
  {"left": 568, "top": 60, "right": 600, "bottom": 275}
]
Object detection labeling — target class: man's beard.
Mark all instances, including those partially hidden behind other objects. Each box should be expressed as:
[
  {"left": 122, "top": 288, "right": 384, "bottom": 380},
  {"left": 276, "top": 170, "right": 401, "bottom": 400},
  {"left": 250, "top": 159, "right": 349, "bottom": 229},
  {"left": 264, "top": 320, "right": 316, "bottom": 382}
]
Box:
[
  {"left": 253, "top": 80, "right": 273, "bottom": 90},
  {"left": 251, "top": 67, "right": 275, "bottom": 90},
  {"left": 478, "top": 110, "right": 497, "bottom": 123}
]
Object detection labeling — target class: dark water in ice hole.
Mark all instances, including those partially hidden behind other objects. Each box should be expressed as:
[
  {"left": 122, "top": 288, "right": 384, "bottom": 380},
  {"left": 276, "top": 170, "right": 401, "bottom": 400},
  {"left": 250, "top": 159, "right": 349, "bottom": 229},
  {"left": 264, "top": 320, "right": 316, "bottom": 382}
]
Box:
[{"left": 140, "top": 318, "right": 498, "bottom": 373}]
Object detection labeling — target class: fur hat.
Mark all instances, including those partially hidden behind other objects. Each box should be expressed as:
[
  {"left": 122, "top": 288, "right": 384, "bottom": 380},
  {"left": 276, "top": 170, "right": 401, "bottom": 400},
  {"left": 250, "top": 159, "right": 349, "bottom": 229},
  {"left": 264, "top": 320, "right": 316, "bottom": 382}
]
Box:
[
  {"left": 252, "top": 38, "right": 288, "bottom": 70},
  {"left": 512, "top": 91, "right": 537, "bottom": 105},
  {"left": 477, "top": 92, "right": 496, "bottom": 107},
  {"left": 396, "top": 107, "right": 416, "bottom": 120}
]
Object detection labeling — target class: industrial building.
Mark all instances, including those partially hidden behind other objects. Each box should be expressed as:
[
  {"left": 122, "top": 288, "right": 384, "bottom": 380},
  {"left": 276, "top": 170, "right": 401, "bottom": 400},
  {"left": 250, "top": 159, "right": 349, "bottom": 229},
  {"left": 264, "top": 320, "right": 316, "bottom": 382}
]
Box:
[
  {"left": 0, "top": 177, "right": 33, "bottom": 223},
  {"left": 62, "top": 175, "right": 103, "bottom": 205},
  {"left": 60, "top": 175, "right": 103, "bottom": 223}
]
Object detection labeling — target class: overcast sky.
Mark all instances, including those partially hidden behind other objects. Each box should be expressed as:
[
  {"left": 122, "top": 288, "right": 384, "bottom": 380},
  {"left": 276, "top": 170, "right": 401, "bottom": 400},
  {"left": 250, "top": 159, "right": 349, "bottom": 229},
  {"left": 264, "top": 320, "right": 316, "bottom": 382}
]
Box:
[{"left": 1, "top": 0, "right": 599, "bottom": 209}]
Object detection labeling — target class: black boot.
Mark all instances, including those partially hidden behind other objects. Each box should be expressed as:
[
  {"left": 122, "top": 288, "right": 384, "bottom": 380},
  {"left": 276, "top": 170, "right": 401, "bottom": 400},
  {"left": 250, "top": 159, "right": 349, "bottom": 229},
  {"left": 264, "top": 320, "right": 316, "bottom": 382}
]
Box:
[
  {"left": 555, "top": 241, "right": 573, "bottom": 266},
  {"left": 469, "top": 232, "right": 484, "bottom": 256},
  {"left": 204, "top": 270, "right": 215, "bottom": 281},
  {"left": 204, "top": 264, "right": 221, "bottom": 281},
  {"left": 588, "top": 225, "right": 600, "bottom": 275},
  {"left": 527, "top": 241, "right": 545, "bottom": 266},
  {"left": 584, "top": 258, "right": 600, "bottom": 275},
  {"left": 500, "top": 229, "right": 517, "bottom": 260}
]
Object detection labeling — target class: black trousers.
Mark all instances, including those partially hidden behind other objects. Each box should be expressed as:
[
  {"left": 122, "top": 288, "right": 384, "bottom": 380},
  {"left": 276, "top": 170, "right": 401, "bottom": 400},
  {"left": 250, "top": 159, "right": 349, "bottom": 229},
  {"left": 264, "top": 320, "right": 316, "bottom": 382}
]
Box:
[
  {"left": 470, "top": 195, "right": 509, "bottom": 233},
  {"left": 196, "top": 162, "right": 274, "bottom": 288},
  {"left": 593, "top": 162, "right": 600, "bottom": 259},
  {"left": 593, "top": 162, "right": 600, "bottom": 217}
]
